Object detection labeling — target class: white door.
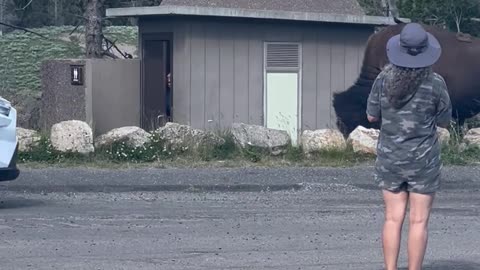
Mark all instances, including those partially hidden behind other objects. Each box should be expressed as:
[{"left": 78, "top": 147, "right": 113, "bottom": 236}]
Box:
[
  {"left": 265, "top": 72, "right": 299, "bottom": 145},
  {"left": 264, "top": 42, "right": 301, "bottom": 145}
]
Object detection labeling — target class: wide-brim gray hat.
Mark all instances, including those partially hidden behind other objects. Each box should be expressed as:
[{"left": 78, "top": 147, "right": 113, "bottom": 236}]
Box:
[{"left": 386, "top": 23, "right": 441, "bottom": 68}]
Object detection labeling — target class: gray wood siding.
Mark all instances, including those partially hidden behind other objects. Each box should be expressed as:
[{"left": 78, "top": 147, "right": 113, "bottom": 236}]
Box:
[
  {"left": 219, "top": 26, "right": 235, "bottom": 129},
  {"left": 140, "top": 17, "right": 372, "bottom": 131},
  {"left": 329, "top": 33, "right": 346, "bottom": 129},
  {"left": 248, "top": 30, "right": 264, "bottom": 125},
  {"left": 315, "top": 28, "right": 333, "bottom": 129},
  {"left": 173, "top": 22, "right": 191, "bottom": 127},
  {"left": 301, "top": 32, "right": 317, "bottom": 131},
  {"left": 233, "top": 28, "right": 250, "bottom": 125},
  {"left": 189, "top": 23, "right": 206, "bottom": 129},
  {"left": 205, "top": 23, "right": 221, "bottom": 131}
]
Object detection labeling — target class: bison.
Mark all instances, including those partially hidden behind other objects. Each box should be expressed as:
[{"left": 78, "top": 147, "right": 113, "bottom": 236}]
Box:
[{"left": 333, "top": 23, "right": 480, "bottom": 137}]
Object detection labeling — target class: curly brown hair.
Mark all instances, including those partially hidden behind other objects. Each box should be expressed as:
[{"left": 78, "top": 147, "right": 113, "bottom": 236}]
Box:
[{"left": 383, "top": 63, "right": 433, "bottom": 109}]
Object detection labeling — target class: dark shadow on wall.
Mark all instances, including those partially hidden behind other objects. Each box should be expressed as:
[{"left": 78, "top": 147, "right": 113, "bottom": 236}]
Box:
[{"left": 399, "top": 260, "right": 480, "bottom": 270}]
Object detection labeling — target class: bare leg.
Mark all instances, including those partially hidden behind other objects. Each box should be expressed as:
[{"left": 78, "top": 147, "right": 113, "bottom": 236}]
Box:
[
  {"left": 382, "top": 190, "right": 409, "bottom": 270},
  {"left": 408, "top": 192, "right": 435, "bottom": 270}
]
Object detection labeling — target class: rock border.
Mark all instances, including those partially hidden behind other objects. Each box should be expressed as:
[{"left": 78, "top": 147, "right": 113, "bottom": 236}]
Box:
[{"left": 17, "top": 120, "right": 466, "bottom": 157}]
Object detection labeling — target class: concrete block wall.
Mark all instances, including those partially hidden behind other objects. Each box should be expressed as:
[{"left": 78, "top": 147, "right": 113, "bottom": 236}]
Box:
[
  {"left": 40, "top": 59, "right": 141, "bottom": 137},
  {"left": 40, "top": 59, "right": 87, "bottom": 132}
]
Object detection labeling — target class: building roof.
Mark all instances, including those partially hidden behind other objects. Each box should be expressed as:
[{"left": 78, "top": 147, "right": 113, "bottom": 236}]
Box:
[
  {"left": 160, "top": 0, "right": 366, "bottom": 16},
  {"left": 106, "top": 3, "right": 401, "bottom": 26}
]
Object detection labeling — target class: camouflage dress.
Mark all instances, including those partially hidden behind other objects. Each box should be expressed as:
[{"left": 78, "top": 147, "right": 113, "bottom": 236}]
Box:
[{"left": 366, "top": 70, "right": 452, "bottom": 194}]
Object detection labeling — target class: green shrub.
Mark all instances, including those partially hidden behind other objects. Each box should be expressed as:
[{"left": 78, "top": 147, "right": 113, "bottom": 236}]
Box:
[
  {"left": 284, "top": 145, "right": 304, "bottom": 162},
  {"left": 197, "top": 131, "right": 238, "bottom": 161},
  {"left": 18, "top": 123, "right": 480, "bottom": 167},
  {"left": 19, "top": 136, "right": 57, "bottom": 162},
  {"left": 433, "top": 122, "right": 480, "bottom": 165},
  {"left": 441, "top": 143, "right": 480, "bottom": 166},
  {"left": 19, "top": 135, "right": 92, "bottom": 163},
  {"left": 441, "top": 134, "right": 480, "bottom": 166},
  {"left": 240, "top": 145, "right": 267, "bottom": 163},
  {"left": 97, "top": 141, "right": 157, "bottom": 163},
  {"left": 96, "top": 132, "right": 176, "bottom": 163},
  {"left": 17, "top": 132, "right": 480, "bottom": 167}
]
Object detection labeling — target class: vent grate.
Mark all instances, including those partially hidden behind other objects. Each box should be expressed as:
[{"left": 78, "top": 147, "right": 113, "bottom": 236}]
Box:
[{"left": 266, "top": 43, "right": 300, "bottom": 69}]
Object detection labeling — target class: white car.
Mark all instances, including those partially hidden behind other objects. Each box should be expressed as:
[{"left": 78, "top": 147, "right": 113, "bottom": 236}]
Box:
[{"left": 0, "top": 96, "right": 19, "bottom": 181}]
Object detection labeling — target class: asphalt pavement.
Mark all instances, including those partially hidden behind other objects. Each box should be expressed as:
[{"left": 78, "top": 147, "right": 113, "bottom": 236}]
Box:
[{"left": 0, "top": 165, "right": 479, "bottom": 269}]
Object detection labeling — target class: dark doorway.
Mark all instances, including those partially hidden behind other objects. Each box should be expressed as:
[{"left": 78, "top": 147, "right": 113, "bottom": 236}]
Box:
[{"left": 141, "top": 33, "right": 173, "bottom": 131}]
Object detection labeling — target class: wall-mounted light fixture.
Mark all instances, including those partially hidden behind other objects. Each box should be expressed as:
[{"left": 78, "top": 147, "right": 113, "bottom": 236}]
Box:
[{"left": 71, "top": 65, "right": 84, "bottom": 86}]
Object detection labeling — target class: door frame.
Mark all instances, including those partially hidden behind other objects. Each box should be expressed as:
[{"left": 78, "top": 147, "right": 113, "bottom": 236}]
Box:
[
  {"left": 263, "top": 42, "right": 303, "bottom": 145},
  {"left": 140, "top": 32, "right": 174, "bottom": 129}
]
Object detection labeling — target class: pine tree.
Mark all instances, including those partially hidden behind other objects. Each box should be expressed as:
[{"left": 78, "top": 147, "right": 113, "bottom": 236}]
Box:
[{"left": 85, "top": 0, "right": 105, "bottom": 58}]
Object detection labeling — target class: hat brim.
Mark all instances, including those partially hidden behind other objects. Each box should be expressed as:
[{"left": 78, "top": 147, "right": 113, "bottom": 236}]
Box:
[{"left": 386, "top": 32, "right": 441, "bottom": 68}]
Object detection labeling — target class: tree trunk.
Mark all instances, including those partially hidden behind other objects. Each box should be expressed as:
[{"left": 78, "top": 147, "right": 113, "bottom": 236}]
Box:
[
  {"left": 455, "top": 15, "right": 462, "bottom": 33},
  {"left": 0, "top": 0, "right": 17, "bottom": 34},
  {"left": 387, "top": 0, "right": 399, "bottom": 18},
  {"left": 54, "top": 0, "right": 57, "bottom": 25},
  {"left": 0, "top": 0, "right": 4, "bottom": 35},
  {"left": 85, "top": 0, "right": 105, "bottom": 58},
  {"left": 53, "top": 0, "right": 64, "bottom": 26}
]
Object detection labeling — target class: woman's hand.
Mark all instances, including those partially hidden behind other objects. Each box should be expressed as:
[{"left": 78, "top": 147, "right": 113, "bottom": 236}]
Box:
[{"left": 367, "top": 115, "right": 379, "bottom": 123}]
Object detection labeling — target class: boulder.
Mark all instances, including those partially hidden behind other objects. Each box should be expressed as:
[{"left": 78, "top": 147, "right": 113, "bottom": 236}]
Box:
[
  {"left": 95, "top": 126, "right": 151, "bottom": 149},
  {"left": 154, "top": 122, "right": 224, "bottom": 151},
  {"left": 231, "top": 123, "right": 290, "bottom": 155},
  {"left": 301, "top": 129, "right": 346, "bottom": 154},
  {"left": 50, "top": 120, "right": 94, "bottom": 154},
  {"left": 16, "top": 127, "right": 41, "bottom": 152},
  {"left": 347, "top": 126, "right": 379, "bottom": 155},
  {"left": 464, "top": 128, "right": 480, "bottom": 146},
  {"left": 436, "top": 127, "right": 450, "bottom": 145},
  {"left": 466, "top": 113, "right": 480, "bottom": 128}
]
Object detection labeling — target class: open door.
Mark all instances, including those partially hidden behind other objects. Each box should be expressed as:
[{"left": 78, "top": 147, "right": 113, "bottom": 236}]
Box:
[{"left": 142, "top": 34, "right": 172, "bottom": 131}]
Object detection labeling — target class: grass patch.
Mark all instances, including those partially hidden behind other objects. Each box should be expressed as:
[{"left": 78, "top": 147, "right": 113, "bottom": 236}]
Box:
[
  {"left": 239, "top": 145, "right": 269, "bottom": 163},
  {"left": 18, "top": 125, "right": 480, "bottom": 169},
  {"left": 19, "top": 135, "right": 94, "bottom": 164},
  {"left": 440, "top": 124, "right": 480, "bottom": 166},
  {"left": 196, "top": 131, "right": 238, "bottom": 161},
  {"left": 284, "top": 145, "right": 305, "bottom": 162},
  {"left": 103, "top": 26, "right": 138, "bottom": 47},
  {"left": 18, "top": 133, "right": 376, "bottom": 169},
  {"left": 442, "top": 144, "right": 480, "bottom": 166},
  {"left": 0, "top": 27, "right": 83, "bottom": 94},
  {"left": 94, "top": 132, "right": 181, "bottom": 163},
  {"left": 304, "top": 145, "right": 375, "bottom": 167}
]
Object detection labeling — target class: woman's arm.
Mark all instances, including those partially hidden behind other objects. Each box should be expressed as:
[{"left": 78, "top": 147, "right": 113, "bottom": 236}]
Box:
[
  {"left": 366, "top": 76, "right": 383, "bottom": 123},
  {"left": 434, "top": 75, "right": 452, "bottom": 128}
]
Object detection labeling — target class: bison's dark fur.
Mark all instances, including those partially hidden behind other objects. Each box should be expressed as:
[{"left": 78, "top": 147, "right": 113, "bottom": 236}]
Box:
[{"left": 333, "top": 23, "right": 480, "bottom": 137}]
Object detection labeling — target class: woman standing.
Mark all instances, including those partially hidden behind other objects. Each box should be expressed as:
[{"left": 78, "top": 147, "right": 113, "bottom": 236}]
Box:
[{"left": 366, "top": 23, "right": 452, "bottom": 270}]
